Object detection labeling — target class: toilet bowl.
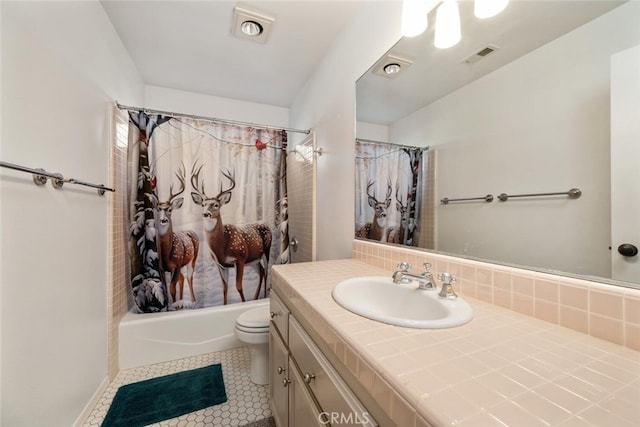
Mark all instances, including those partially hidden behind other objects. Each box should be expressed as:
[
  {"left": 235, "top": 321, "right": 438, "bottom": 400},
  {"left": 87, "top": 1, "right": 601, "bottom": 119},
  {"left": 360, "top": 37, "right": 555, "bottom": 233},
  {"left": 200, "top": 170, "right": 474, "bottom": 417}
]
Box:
[{"left": 234, "top": 305, "right": 270, "bottom": 385}]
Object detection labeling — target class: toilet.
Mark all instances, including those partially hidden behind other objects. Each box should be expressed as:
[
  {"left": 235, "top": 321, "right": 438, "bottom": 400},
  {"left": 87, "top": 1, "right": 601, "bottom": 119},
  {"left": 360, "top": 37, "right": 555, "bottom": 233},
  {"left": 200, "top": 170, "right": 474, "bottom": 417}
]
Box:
[{"left": 234, "top": 304, "right": 271, "bottom": 385}]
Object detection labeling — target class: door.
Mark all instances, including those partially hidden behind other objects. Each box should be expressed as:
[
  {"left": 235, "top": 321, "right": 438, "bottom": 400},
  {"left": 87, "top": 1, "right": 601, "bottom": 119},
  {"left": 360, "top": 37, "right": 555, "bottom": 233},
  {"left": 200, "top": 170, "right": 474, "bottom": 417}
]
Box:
[{"left": 611, "top": 45, "right": 640, "bottom": 283}]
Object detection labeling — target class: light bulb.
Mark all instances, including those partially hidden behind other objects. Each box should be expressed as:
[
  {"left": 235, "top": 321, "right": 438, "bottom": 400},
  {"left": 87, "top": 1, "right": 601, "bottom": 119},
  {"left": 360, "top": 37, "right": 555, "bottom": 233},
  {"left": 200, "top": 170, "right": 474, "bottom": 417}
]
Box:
[
  {"left": 241, "top": 20, "right": 263, "bottom": 36},
  {"left": 383, "top": 63, "right": 402, "bottom": 75},
  {"left": 434, "top": 0, "right": 461, "bottom": 49},
  {"left": 474, "top": 0, "right": 509, "bottom": 19},
  {"left": 401, "top": 0, "right": 429, "bottom": 37}
]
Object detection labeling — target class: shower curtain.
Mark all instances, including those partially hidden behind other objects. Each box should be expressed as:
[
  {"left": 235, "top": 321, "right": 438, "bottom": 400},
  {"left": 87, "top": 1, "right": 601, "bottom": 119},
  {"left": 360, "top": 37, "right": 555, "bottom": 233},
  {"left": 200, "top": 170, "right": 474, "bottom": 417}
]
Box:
[
  {"left": 126, "top": 111, "right": 289, "bottom": 312},
  {"left": 355, "top": 140, "right": 426, "bottom": 246}
]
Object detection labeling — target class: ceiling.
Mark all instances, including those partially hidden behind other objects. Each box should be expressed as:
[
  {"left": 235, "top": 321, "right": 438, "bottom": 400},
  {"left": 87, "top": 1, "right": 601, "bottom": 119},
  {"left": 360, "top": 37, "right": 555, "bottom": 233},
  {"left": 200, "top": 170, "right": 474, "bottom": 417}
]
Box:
[
  {"left": 101, "top": 0, "right": 627, "bottom": 119},
  {"left": 357, "top": 0, "right": 626, "bottom": 125},
  {"left": 100, "top": 0, "right": 361, "bottom": 108}
]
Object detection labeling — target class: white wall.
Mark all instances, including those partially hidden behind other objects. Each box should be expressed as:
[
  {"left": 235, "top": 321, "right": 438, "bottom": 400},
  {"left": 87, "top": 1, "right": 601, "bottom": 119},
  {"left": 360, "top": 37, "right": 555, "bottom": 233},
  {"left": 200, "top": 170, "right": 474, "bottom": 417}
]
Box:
[
  {"left": 0, "top": 1, "right": 144, "bottom": 426},
  {"left": 290, "top": 1, "right": 402, "bottom": 260},
  {"left": 145, "top": 85, "right": 289, "bottom": 128},
  {"left": 390, "top": 1, "right": 640, "bottom": 278},
  {"left": 356, "top": 121, "right": 390, "bottom": 143}
]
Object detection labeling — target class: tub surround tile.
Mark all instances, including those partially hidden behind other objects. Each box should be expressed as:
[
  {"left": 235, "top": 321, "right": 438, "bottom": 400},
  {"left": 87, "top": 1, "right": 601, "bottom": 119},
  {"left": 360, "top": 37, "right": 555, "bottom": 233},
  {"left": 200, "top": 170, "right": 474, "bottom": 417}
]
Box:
[{"left": 272, "top": 257, "right": 640, "bottom": 427}]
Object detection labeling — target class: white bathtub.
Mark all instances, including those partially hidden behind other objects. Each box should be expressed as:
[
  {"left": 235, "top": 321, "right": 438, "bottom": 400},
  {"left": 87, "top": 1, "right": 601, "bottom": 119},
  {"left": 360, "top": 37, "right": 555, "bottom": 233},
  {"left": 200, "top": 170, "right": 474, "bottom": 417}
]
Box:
[{"left": 119, "top": 299, "right": 269, "bottom": 369}]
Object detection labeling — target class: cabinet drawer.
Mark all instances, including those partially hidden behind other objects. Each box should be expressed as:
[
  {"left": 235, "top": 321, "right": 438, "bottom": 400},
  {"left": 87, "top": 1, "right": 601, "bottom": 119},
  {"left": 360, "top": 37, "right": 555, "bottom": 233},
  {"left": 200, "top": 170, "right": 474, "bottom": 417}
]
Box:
[
  {"left": 270, "top": 292, "right": 289, "bottom": 343},
  {"left": 289, "top": 318, "right": 377, "bottom": 427}
]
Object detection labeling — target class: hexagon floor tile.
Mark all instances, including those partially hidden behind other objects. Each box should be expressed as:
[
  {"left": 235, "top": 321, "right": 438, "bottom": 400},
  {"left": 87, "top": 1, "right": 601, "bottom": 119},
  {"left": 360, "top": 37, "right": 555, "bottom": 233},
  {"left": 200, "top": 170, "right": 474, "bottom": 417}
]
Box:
[{"left": 83, "top": 346, "right": 272, "bottom": 426}]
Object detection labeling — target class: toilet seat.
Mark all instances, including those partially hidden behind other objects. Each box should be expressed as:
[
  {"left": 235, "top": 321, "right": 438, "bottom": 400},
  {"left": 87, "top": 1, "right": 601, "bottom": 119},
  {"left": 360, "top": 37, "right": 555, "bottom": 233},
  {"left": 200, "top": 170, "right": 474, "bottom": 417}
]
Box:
[
  {"left": 236, "top": 306, "right": 270, "bottom": 330},
  {"left": 235, "top": 324, "right": 269, "bottom": 333}
]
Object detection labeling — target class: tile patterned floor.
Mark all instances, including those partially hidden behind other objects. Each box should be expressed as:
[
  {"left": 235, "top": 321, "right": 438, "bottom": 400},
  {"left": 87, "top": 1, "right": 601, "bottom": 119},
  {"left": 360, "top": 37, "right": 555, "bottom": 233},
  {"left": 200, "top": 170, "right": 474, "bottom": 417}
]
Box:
[{"left": 84, "top": 346, "right": 272, "bottom": 426}]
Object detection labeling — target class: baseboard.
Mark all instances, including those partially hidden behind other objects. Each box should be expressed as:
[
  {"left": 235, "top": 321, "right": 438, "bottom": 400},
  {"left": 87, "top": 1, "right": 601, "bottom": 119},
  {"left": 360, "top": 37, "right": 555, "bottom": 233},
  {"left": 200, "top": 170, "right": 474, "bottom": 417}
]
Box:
[{"left": 72, "top": 376, "right": 110, "bottom": 427}]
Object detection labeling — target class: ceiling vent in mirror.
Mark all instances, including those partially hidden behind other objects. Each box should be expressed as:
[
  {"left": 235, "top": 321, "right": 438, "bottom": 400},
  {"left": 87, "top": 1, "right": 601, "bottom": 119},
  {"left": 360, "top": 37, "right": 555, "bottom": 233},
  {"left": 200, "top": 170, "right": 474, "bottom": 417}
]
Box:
[
  {"left": 462, "top": 44, "right": 500, "bottom": 64},
  {"left": 372, "top": 54, "right": 414, "bottom": 79},
  {"left": 232, "top": 6, "right": 274, "bottom": 43}
]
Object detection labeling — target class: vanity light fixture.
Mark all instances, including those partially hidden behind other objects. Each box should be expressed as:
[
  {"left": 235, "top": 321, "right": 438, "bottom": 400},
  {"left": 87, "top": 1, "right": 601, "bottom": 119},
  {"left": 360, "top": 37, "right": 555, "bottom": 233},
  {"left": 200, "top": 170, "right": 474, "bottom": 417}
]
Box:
[
  {"left": 434, "top": 0, "right": 461, "bottom": 49},
  {"left": 401, "top": 0, "right": 439, "bottom": 37},
  {"left": 474, "top": 0, "right": 510, "bottom": 19},
  {"left": 401, "top": 0, "right": 509, "bottom": 48},
  {"left": 232, "top": 6, "right": 274, "bottom": 43}
]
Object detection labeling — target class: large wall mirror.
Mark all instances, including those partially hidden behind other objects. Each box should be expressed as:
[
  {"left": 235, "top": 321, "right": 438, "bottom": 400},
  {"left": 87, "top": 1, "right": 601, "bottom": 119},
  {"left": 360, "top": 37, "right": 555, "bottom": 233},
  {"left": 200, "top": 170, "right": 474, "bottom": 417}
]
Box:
[{"left": 355, "top": 0, "right": 640, "bottom": 288}]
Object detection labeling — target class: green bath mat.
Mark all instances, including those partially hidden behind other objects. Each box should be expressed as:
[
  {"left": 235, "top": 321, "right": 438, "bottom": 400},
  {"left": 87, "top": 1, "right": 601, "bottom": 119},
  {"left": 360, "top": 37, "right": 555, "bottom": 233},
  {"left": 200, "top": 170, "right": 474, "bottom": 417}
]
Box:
[{"left": 101, "top": 364, "right": 227, "bottom": 427}]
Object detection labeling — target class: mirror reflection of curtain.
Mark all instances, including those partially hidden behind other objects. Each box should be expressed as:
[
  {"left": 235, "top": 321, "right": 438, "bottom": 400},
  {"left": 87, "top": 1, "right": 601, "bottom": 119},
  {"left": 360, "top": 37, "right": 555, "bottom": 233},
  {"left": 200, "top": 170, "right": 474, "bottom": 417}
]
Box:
[
  {"left": 355, "top": 140, "right": 428, "bottom": 246},
  {"left": 126, "top": 111, "right": 289, "bottom": 313}
]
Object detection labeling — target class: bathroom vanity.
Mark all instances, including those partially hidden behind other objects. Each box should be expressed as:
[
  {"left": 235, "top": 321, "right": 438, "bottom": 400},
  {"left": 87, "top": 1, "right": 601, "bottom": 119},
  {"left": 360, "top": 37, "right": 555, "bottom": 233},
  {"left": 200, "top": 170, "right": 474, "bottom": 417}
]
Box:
[
  {"left": 270, "top": 259, "right": 640, "bottom": 426},
  {"left": 269, "top": 289, "right": 377, "bottom": 426}
]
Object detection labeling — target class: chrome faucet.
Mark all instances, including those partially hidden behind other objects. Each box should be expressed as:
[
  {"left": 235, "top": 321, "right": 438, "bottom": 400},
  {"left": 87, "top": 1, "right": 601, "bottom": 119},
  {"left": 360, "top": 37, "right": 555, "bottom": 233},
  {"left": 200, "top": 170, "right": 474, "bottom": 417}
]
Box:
[
  {"left": 392, "top": 262, "right": 436, "bottom": 290},
  {"left": 437, "top": 273, "right": 458, "bottom": 299}
]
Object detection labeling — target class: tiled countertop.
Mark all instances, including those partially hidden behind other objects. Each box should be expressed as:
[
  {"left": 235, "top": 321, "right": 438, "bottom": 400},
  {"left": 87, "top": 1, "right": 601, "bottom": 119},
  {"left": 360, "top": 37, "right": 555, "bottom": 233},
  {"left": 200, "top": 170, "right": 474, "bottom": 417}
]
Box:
[{"left": 272, "top": 259, "right": 640, "bottom": 427}]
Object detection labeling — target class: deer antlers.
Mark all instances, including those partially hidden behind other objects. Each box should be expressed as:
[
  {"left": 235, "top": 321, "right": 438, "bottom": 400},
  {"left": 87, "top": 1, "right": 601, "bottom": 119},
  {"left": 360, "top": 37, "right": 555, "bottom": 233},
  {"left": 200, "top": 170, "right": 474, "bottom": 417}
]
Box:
[
  {"left": 190, "top": 162, "right": 235, "bottom": 202},
  {"left": 366, "top": 179, "right": 392, "bottom": 204},
  {"left": 217, "top": 169, "right": 235, "bottom": 202},
  {"left": 190, "top": 162, "right": 207, "bottom": 199},
  {"left": 395, "top": 182, "right": 403, "bottom": 204},
  {"left": 167, "top": 165, "right": 186, "bottom": 202}
]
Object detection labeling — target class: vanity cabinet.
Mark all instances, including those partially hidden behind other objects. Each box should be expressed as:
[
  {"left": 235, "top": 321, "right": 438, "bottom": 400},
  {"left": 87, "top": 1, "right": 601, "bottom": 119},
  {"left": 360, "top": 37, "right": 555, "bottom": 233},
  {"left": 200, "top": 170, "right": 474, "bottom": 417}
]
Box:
[
  {"left": 269, "top": 327, "right": 290, "bottom": 427},
  {"left": 269, "top": 291, "right": 377, "bottom": 427},
  {"left": 269, "top": 293, "right": 291, "bottom": 427}
]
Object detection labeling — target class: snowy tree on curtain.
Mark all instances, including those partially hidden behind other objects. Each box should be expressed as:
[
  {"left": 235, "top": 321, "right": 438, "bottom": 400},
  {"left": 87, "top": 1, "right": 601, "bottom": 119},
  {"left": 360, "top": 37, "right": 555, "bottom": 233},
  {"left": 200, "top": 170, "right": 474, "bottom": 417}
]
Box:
[
  {"left": 354, "top": 140, "right": 426, "bottom": 246},
  {"left": 127, "top": 111, "right": 289, "bottom": 313}
]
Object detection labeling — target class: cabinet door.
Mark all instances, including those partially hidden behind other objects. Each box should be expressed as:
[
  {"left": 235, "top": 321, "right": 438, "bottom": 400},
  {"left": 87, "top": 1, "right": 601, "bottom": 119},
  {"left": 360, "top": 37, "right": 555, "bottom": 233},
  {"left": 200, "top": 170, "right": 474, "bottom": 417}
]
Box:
[
  {"left": 270, "top": 328, "right": 289, "bottom": 427},
  {"left": 270, "top": 291, "right": 289, "bottom": 341},
  {"left": 289, "top": 318, "right": 377, "bottom": 427},
  {"left": 289, "top": 360, "right": 327, "bottom": 427}
]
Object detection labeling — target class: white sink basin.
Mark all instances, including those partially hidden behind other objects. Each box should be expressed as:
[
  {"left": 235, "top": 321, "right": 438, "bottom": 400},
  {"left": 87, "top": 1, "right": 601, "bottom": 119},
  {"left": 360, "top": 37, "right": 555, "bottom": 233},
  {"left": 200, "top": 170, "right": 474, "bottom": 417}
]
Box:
[{"left": 331, "top": 276, "right": 473, "bottom": 329}]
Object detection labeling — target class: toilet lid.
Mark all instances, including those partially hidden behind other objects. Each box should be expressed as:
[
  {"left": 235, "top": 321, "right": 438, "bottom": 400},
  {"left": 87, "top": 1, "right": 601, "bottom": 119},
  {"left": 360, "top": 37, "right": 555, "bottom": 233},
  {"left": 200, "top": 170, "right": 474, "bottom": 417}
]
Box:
[{"left": 236, "top": 305, "right": 270, "bottom": 329}]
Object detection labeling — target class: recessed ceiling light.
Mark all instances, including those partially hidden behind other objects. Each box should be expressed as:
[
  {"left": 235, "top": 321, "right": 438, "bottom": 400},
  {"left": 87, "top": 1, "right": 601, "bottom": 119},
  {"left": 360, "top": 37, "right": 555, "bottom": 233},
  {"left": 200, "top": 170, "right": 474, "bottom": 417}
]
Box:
[
  {"left": 240, "top": 20, "right": 263, "bottom": 37},
  {"left": 383, "top": 63, "right": 402, "bottom": 75},
  {"left": 232, "top": 7, "right": 274, "bottom": 44},
  {"left": 372, "top": 54, "right": 413, "bottom": 79}
]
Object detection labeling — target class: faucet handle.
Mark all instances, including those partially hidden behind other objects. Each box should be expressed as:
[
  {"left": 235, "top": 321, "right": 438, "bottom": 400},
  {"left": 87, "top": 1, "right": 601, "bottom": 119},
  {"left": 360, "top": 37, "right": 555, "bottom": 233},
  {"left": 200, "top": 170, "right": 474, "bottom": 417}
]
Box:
[
  {"left": 437, "top": 273, "right": 458, "bottom": 299},
  {"left": 396, "top": 262, "right": 411, "bottom": 272},
  {"left": 437, "top": 272, "right": 456, "bottom": 284}
]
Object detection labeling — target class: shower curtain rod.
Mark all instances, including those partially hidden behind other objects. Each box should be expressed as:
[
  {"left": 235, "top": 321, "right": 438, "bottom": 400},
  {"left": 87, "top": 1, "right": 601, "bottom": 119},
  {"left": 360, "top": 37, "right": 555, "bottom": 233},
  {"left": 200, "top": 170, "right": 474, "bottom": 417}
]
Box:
[
  {"left": 356, "top": 138, "right": 429, "bottom": 151},
  {"left": 116, "top": 102, "right": 311, "bottom": 135}
]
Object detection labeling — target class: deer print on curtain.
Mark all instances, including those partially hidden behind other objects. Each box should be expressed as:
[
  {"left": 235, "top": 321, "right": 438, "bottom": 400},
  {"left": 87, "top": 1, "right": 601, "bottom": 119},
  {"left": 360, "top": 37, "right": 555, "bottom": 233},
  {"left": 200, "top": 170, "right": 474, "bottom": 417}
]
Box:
[
  {"left": 127, "top": 111, "right": 289, "bottom": 313},
  {"left": 355, "top": 140, "right": 427, "bottom": 247}
]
